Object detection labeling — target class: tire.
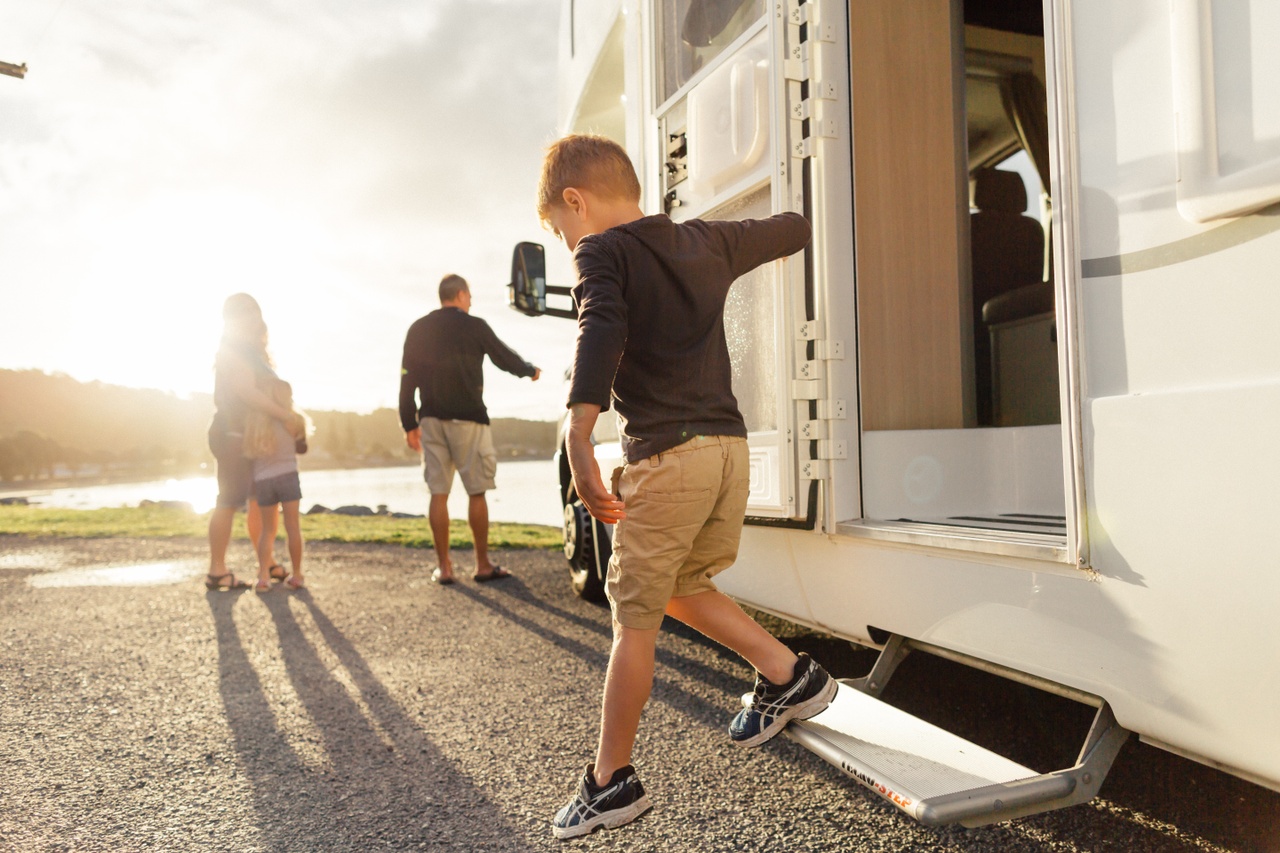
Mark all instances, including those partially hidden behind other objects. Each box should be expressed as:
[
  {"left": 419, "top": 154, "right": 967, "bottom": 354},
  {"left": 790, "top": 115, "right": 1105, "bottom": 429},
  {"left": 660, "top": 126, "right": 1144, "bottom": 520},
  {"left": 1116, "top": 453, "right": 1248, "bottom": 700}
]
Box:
[{"left": 563, "top": 495, "right": 610, "bottom": 602}]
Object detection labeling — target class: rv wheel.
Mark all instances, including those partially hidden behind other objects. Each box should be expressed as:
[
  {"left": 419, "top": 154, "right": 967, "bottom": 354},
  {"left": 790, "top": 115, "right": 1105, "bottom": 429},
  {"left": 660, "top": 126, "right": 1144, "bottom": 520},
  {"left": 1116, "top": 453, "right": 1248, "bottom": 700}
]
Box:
[{"left": 563, "top": 498, "right": 609, "bottom": 602}]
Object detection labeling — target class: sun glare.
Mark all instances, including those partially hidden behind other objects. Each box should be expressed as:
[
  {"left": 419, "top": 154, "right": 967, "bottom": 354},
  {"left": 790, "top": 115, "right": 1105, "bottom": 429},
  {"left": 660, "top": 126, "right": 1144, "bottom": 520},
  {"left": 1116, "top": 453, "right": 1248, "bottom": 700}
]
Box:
[{"left": 61, "top": 190, "right": 336, "bottom": 398}]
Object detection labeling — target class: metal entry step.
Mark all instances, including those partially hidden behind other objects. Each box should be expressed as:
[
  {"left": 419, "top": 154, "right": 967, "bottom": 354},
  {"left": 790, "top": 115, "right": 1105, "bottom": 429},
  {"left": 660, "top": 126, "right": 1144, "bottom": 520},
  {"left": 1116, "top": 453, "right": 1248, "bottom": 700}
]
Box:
[{"left": 785, "top": 637, "right": 1130, "bottom": 827}]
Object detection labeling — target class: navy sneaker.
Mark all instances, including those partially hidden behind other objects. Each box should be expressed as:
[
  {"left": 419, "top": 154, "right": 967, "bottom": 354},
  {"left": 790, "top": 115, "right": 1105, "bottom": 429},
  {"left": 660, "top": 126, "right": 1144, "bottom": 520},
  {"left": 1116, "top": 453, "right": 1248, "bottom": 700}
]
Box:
[
  {"left": 729, "top": 653, "right": 836, "bottom": 747},
  {"left": 552, "top": 763, "right": 652, "bottom": 840}
]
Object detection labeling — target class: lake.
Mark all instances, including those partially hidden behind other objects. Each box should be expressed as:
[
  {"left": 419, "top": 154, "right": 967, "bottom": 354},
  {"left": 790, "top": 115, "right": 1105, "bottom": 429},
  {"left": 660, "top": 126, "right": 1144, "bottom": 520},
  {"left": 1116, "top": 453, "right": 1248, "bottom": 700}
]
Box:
[{"left": 6, "top": 459, "right": 564, "bottom": 528}]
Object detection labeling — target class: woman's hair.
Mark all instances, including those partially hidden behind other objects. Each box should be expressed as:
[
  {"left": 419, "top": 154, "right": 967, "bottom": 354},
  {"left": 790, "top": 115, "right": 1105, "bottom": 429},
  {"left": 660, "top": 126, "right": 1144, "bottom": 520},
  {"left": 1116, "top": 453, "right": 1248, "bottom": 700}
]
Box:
[
  {"left": 536, "top": 134, "right": 641, "bottom": 224},
  {"left": 243, "top": 378, "right": 308, "bottom": 459},
  {"left": 219, "top": 292, "right": 272, "bottom": 367}
]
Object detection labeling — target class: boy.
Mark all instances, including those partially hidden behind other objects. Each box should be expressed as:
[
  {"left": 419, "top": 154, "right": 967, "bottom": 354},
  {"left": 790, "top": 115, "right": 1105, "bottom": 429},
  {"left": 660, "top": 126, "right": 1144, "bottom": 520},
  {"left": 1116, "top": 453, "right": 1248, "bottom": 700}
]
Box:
[
  {"left": 244, "top": 378, "right": 308, "bottom": 591},
  {"left": 539, "top": 134, "right": 834, "bottom": 839}
]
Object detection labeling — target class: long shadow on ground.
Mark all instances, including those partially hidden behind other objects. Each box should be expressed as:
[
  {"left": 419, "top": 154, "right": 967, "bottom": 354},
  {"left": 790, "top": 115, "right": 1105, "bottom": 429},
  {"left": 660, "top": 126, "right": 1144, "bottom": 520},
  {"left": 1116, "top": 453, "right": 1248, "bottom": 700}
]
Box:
[{"left": 207, "top": 590, "right": 536, "bottom": 852}]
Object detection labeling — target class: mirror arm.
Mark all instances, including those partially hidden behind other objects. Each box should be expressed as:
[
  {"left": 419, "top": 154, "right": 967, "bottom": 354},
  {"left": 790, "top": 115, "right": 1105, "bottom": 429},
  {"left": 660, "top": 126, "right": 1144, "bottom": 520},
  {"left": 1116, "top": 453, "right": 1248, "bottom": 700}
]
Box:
[{"left": 546, "top": 285, "right": 573, "bottom": 297}]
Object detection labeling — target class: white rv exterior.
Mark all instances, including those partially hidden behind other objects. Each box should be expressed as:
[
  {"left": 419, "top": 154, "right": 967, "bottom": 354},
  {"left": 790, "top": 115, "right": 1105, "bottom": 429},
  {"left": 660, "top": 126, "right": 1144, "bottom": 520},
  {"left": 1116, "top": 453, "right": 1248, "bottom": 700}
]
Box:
[{"left": 534, "top": 0, "right": 1280, "bottom": 815}]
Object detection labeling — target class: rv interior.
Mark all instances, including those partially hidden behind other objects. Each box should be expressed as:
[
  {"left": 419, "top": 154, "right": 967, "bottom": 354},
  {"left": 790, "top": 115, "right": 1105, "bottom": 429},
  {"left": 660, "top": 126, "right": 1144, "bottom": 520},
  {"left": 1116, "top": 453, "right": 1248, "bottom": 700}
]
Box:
[{"left": 849, "top": 0, "right": 1067, "bottom": 552}]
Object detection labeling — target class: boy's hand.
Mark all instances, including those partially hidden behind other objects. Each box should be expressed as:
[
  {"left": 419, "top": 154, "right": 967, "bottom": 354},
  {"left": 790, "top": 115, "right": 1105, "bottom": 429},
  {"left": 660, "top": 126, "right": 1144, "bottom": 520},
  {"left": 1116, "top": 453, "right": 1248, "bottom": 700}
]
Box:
[
  {"left": 405, "top": 428, "right": 421, "bottom": 452},
  {"left": 566, "top": 403, "right": 626, "bottom": 523}
]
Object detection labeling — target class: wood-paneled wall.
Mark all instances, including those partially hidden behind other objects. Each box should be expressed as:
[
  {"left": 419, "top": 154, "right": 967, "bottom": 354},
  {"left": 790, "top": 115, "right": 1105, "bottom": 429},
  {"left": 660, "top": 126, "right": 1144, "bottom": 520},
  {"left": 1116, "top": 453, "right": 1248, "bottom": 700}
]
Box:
[{"left": 850, "top": 0, "right": 973, "bottom": 430}]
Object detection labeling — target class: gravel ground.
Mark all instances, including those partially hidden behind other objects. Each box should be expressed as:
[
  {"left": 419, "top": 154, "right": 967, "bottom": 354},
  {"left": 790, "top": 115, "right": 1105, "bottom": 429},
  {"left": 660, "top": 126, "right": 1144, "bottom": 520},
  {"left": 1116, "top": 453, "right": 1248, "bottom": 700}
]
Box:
[{"left": 1, "top": 536, "right": 1277, "bottom": 852}]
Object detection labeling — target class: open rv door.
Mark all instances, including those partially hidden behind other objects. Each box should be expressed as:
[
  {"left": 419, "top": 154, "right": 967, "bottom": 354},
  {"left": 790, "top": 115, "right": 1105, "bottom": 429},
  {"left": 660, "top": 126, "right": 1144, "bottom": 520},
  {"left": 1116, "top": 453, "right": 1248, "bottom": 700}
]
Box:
[{"left": 655, "top": 0, "right": 855, "bottom": 523}]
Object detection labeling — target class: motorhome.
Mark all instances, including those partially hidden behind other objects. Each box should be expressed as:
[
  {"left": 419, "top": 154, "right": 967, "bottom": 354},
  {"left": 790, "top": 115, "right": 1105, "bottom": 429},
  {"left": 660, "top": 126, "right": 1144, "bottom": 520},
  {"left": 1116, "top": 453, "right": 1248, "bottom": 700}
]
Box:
[{"left": 507, "top": 0, "right": 1280, "bottom": 827}]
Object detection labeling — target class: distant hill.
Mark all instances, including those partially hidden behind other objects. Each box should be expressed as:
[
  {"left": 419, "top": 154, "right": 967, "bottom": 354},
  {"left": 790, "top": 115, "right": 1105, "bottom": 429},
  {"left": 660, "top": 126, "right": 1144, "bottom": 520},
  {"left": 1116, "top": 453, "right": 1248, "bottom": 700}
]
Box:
[{"left": 0, "top": 369, "right": 557, "bottom": 484}]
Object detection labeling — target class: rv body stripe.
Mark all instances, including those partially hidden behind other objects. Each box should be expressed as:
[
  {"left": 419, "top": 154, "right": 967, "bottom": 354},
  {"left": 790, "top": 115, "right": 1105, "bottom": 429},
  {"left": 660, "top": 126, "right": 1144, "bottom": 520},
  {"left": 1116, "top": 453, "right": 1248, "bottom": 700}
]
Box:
[{"left": 1081, "top": 201, "right": 1280, "bottom": 278}]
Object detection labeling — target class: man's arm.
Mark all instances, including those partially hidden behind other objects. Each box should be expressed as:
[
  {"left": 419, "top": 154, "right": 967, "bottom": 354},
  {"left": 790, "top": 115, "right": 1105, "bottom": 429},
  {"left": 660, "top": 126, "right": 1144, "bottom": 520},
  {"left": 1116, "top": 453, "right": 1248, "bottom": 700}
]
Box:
[
  {"left": 478, "top": 320, "right": 539, "bottom": 380},
  {"left": 399, "top": 331, "right": 422, "bottom": 450},
  {"left": 565, "top": 402, "right": 625, "bottom": 523}
]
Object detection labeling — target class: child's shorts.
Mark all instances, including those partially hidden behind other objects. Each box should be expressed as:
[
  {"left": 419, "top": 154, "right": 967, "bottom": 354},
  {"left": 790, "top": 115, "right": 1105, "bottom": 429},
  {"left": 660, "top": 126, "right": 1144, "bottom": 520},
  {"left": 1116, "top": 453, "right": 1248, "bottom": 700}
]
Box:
[
  {"left": 605, "top": 435, "right": 750, "bottom": 630},
  {"left": 419, "top": 417, "right": 498, "bottom": 496},
  {"left": 254, "top": 471, "right": 302, "bottom": 505}
]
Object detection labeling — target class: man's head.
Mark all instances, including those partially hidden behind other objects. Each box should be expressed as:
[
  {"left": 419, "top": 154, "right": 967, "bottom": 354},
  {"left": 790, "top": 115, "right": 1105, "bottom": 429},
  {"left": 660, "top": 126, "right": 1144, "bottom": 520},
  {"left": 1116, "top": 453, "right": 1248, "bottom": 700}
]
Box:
[
  {"left": 537, "top": 134, "right": 643, "bottom": 250},
  {"left": 439, "top": 273, "right": 471, "bottom": 312}
]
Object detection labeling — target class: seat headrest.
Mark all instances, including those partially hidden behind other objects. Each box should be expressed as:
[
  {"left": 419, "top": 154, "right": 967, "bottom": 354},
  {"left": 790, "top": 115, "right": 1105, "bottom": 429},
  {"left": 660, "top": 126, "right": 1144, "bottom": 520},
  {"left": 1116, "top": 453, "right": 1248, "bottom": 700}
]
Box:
[{"left": 973, "top": 168, "right": 1028, "bottom": 214}]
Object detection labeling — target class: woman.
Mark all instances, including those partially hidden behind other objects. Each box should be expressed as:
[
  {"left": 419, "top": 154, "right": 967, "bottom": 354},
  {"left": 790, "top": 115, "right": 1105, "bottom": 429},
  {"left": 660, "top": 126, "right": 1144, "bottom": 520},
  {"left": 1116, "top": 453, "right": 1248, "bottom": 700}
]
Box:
[{"left": 205, "top": 293, "right": 300, "bottom": 590}]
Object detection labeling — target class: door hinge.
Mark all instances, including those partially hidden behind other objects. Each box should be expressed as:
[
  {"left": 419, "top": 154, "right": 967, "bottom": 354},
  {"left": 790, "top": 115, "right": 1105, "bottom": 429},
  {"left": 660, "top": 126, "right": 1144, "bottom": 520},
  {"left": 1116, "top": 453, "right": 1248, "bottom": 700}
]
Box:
[
  {"left": 787, "top": 0, "right": 841, "bottom": 163},
  {"left": 794, "top": 316, "right": 848, "bottom": 483}
]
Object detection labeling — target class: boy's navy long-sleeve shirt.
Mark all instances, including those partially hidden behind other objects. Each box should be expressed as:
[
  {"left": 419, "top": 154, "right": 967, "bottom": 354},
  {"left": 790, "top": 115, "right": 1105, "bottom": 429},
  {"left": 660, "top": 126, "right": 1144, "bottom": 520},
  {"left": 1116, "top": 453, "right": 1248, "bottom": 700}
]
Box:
[
  {"left": 568, "top": 212, "right": 812, "bottom": 463},
  {"left": 399, "top": 307, "right": 536, "bottom": 429}
]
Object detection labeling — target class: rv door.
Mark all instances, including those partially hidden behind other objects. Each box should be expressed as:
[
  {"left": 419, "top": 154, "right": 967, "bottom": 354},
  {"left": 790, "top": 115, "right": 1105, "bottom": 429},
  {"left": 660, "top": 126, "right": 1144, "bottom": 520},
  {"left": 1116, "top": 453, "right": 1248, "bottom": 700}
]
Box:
[{"left": 653, "top": 0, "right": 851, "bottom": 522}]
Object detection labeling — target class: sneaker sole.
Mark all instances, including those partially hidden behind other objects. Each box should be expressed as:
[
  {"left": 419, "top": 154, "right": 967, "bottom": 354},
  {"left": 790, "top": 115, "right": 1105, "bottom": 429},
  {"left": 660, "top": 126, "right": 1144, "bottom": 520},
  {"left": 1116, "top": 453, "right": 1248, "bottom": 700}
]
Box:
[
  {"left": 551, "top": 795, "right": 652, "bottom": 840},
  {"left": 732, "top": 676, "right": 838, "bottom": 748}
]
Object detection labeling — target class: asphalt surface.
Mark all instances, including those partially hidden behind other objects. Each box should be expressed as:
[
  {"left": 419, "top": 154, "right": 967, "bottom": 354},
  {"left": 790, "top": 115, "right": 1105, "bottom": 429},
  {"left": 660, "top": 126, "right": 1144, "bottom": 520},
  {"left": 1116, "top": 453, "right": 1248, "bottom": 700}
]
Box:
[{"left": 1, "top": 536, "right": 1277, "bottom": 852}]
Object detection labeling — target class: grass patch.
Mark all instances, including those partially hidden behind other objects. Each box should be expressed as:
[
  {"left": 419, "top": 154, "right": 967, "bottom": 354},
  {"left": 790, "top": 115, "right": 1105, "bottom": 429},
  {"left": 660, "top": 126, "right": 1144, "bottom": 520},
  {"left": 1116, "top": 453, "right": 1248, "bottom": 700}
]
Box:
[{"left": 0, "top": 505, "right": 560, "bottom": 550}]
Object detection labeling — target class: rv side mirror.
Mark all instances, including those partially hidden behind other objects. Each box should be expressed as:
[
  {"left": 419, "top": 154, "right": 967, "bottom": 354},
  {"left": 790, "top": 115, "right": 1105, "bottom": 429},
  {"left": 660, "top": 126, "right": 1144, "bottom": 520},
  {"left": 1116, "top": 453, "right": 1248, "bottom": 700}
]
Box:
[{"left": 509, "top": 241, "right": 547, "bottom": 317}]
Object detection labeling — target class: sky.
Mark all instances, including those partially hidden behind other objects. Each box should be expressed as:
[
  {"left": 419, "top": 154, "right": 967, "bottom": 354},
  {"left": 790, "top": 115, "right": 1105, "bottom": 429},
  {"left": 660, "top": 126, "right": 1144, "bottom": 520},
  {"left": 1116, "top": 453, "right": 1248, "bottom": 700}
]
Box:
[{"left": 0, "top": 0, "right": 579, "bottom": 419}]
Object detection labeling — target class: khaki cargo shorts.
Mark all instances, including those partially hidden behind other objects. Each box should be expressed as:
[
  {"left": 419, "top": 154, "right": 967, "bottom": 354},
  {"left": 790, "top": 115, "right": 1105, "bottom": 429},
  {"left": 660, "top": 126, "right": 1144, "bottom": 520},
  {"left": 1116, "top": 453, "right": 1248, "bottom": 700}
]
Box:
[
  {"left": 606, "top": 435, "right": 750, "bottom": 630},
  {"left": 419, "top": 417, "right": 498, "bottom": 496}
]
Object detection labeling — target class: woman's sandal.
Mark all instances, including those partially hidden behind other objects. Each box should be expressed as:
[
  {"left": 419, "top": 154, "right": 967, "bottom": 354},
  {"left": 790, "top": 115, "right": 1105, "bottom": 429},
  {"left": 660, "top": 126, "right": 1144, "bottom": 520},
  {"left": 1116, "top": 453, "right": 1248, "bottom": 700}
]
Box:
[
  {"left": 267, "top": 564, "right": 288, "bottom": 582},
  {"left": 284, "top": 574, "right": 306, "bottom": 590},
  {"left": 253, "top": 579, "right": 272, "bottom": 593},
  {"left": 205, "top": 572, "right": 251, "bottom": 591}
]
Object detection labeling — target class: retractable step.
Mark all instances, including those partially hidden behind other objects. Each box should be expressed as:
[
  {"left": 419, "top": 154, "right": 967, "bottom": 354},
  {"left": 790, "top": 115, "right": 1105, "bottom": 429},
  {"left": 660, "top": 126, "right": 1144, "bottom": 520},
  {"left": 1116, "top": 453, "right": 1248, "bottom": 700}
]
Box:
[{"left": 784, "top": 636, "right": 1129, "bottom": 827}]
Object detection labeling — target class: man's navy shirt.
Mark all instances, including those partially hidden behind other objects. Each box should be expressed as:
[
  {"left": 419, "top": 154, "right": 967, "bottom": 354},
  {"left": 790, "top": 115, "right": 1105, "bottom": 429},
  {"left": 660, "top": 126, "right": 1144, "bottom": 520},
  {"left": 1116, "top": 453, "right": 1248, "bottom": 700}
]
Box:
[{"left": 399, "top": 307, "right": 536, "bottom": 429}]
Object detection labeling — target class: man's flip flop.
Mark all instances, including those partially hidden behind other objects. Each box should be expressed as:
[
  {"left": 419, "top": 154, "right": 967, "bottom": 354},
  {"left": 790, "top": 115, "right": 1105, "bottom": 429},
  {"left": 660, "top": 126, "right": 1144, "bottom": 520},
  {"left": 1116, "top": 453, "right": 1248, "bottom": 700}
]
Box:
[
  {"left": 473, "top": 566, "right": 512, "bottom": 583},
  {"left": 431, "top": 568, "right": 455, "bottom": 586}
]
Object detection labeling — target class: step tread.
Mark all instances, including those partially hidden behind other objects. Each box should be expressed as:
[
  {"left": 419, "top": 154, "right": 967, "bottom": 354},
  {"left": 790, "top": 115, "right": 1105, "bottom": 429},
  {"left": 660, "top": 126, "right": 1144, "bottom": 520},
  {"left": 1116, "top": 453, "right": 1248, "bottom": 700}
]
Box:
[{"left": 794, "top": 684, "right": 1038, "bottom": 804}]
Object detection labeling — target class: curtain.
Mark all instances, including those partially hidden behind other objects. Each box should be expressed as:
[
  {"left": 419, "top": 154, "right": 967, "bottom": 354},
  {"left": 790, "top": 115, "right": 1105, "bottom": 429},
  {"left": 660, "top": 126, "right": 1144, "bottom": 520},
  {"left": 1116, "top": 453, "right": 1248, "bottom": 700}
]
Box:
[{"left": 1001, "top": 73, "right": 1051, "bottom": 194}]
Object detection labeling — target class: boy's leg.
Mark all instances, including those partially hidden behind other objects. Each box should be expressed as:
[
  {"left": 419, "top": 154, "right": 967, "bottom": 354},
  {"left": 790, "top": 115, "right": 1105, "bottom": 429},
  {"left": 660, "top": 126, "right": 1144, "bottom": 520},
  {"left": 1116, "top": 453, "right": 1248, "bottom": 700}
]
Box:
[
  {"left": 282, "top": 500, "right": 303, "bottom": 579},
  {"left": 594, "top": 622, "right": 660, "bottom": 785},
  {"left": 553, "top": 621, "right": 657, "bottom": 839},
  {"left": 248, "top": 498, "right": 283, "bottom": 576},
  {"left": 664, "top": 590, "right": 797, "bottom": 685},
  {"left": 254, "top": 502, "right": 280, "bottom": 585},
  {"left": 246, "top": 499, "right": 263, "bottom": 548},
  {"left": 666, "top": 438, "right": 834, "bottom": 746}
]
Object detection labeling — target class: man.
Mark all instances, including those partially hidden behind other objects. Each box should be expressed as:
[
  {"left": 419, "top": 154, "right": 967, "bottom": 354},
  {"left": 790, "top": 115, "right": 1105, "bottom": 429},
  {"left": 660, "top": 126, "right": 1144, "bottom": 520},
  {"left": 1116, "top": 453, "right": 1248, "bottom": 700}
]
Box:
[{"left": 399, "top": 273, "right": 541, "bottom": 584}]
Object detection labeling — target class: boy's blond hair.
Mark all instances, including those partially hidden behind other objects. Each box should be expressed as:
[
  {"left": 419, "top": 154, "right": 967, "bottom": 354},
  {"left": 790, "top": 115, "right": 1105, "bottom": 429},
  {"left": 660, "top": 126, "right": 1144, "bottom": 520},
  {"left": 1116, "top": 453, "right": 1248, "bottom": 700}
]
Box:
[
  {"left": 536, "top": 134, "right": 641, "bottom": 223},
  {"left": 243, "top": 378, "right": 308, "bottom": 460}
]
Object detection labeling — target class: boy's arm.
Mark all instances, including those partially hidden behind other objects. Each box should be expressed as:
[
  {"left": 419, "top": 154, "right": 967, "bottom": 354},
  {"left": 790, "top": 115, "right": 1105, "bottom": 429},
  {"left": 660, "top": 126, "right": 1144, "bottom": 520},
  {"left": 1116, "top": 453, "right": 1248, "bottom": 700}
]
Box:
[
  {"left": 566, "top": 241, "right": 628, "bottom": 524},
  {"left": 567, "top": 241, "right": 627, "bottom": 415},
  {"left": 565, "top": 402, "right": 626, "bottom": 523},
  {"left": 717, "top": 211, "right": 812, "bottom": 278}
]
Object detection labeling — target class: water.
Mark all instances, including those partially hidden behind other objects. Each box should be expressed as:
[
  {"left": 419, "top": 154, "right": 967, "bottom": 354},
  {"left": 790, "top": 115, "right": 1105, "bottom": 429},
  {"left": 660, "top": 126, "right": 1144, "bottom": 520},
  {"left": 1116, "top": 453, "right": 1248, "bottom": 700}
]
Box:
[{"left": 7, "top": 459, "right": 564, "bottom": 528}]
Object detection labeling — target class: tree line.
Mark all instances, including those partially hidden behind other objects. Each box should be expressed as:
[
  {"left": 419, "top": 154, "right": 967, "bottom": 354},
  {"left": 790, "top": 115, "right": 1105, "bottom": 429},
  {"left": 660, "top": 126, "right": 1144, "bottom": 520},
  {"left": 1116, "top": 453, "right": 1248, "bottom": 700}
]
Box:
[{"left": 0, "top": 369, "right": 556, "bottom": 485}]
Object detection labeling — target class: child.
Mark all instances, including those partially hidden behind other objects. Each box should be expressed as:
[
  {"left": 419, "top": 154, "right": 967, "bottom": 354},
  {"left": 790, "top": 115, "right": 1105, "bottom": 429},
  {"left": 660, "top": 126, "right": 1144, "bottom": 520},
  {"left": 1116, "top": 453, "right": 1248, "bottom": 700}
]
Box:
[
  {"left": 539, "top": 134, "right": 833, "bottom": 839},
  {"left": 243, "top": 378, "right": 309, "bottom": 592}
]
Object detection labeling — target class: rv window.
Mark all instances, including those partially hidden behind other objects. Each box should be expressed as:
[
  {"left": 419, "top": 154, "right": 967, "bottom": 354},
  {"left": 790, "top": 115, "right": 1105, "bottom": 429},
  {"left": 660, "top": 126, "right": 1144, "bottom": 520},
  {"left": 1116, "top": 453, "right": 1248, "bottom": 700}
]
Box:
[
  {"left": 658, "top": 0, "right": 766, "bottom": 102},
  {"left": 708, "top": 185, "right": 777, "bottom": 433}
]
